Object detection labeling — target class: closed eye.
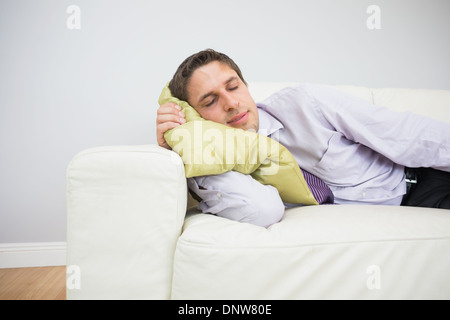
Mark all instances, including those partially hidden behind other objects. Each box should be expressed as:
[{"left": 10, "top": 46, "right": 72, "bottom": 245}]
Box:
[{"left": 204, "top": 97, "right": 216, "bottom": 107}]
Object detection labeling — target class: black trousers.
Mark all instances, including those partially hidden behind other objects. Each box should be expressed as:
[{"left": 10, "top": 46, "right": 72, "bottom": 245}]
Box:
[{"left": 401, "top": 167, "right": 450, "bottom": 209}]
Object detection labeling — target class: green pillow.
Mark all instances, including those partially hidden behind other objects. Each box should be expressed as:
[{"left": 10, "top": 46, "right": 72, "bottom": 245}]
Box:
[{"left": 158, "top": 83, "right": 318, "bottom": 205}]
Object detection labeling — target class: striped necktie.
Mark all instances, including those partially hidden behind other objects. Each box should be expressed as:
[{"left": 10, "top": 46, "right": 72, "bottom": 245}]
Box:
[{"left": 300, "top": 169, "right": 334, "bottom": 204}]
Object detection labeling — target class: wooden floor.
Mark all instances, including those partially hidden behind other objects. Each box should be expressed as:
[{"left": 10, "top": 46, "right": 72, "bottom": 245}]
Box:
[{"left": 0, "top": 266, "right": 66, "bottom": 300}]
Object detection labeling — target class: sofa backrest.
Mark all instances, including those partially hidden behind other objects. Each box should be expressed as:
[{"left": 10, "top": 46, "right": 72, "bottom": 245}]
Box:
[
  {"left": 371, "top": 87, "right": 450, "bottom": 122},
  {"left": 248, "top": 82, "right": 450, "bottom": 124}
]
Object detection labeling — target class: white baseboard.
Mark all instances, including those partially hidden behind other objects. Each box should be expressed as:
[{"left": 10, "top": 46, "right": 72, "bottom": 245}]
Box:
[{"left": 0, "top": 242, "right": 66, "bottom": 268}]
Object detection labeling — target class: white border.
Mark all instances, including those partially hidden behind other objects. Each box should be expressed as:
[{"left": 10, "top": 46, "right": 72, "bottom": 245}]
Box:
[{"left": 0, "top": 242, "right": 66, "bottom": 268}]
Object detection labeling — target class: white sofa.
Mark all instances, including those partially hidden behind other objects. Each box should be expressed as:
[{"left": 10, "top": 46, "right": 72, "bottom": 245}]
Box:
[{"left": 66, "top": 83, "right": 450, "bottom": 300}]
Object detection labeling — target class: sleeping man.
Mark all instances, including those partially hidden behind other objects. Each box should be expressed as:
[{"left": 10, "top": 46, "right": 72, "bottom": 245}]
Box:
[{"left": 156, "top": 49, "right": 450, "bottom": 227}]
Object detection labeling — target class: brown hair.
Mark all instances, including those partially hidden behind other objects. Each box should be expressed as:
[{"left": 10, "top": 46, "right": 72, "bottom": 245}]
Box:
[{"left": 168, "top": 49, "right": 247, "bottom": 103}]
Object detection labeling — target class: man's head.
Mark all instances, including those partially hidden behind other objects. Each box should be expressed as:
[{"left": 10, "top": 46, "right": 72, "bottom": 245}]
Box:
[{"left": 169, "top": 49, "right": 259, "bottom": 132}]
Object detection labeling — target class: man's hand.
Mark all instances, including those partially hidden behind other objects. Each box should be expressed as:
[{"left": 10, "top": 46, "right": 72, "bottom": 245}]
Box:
[{"left": 156, "top": 102, "right": 186, "bottom": 149}]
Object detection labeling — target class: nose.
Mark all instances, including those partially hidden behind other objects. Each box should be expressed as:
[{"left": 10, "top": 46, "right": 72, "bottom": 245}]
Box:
[{"left": 221, "top": 90, "right": 239, "bottom": 112}]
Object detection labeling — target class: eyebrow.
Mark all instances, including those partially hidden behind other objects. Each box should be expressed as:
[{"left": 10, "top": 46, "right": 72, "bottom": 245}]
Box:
[{"left": 197, "top": 76, "right": 238, "bottom": 105}]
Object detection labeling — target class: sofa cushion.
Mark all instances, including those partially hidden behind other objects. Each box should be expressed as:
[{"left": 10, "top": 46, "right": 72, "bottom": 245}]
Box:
[{"left": 172, "top": 205, "right": 450, "bottom": 299}]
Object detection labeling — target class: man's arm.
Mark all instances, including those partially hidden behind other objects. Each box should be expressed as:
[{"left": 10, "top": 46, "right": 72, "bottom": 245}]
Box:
[
  {"left": 188, "top": 172, "right": 285, "bottom": 227},
  {"left": 309, "top": 84, "right": 450, "bottom": 172}
]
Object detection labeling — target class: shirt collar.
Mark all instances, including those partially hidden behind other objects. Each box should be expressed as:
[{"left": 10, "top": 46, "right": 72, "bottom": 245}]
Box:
[{"left": 257, "top": 105, "right": 283, "bottom": 137}]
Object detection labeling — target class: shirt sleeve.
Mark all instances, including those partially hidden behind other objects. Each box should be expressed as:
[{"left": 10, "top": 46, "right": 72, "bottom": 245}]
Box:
[
  {"left": 187, "top": 171, "right": 285, "bottom": 227},
  {"left": 308, "top": 84, "right": 450, "bottom": 172}
]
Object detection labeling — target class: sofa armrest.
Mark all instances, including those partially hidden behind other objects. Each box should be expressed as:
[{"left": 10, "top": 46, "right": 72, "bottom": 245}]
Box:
[{"left": 66, "top": 144, "right": 186, "bottom": 299}]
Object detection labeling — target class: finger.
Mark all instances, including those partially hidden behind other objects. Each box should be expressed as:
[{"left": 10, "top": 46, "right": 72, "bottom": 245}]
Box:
[
  {"left": 157, "top": 135, "right": 171, "bottom": 150},
  {"left": 157, "top": 121, "right": 181, "bottom": 149},
  {"left": 156, "top": 121, "right": 182, "bottom": 139},
  {"left": 158, "top": 121, "right": 181, "bottom": 131},
  {"left": 157, "top": 102, "right": 182, "bottom": 115},
  {"left": 157, "top": 107, "right": 185, "bottom": 122},
  {"left": 156, "top": 113, "right": 186, "bottom": 125}
]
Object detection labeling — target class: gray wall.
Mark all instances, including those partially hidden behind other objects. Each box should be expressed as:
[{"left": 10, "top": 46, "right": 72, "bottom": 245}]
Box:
[{"left": 1, "top": 0, "right": 449, "bottom": 243}]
